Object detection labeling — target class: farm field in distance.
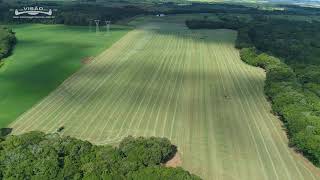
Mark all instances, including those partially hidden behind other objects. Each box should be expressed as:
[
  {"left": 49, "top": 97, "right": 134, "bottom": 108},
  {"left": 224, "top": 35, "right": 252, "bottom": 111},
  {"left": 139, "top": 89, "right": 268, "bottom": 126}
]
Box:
[
  {"left": 10, "top": 16, "right": 320, "bottom": 179},
  {"left": 0, "top": 24, "right": 130, "bottom": 127}
]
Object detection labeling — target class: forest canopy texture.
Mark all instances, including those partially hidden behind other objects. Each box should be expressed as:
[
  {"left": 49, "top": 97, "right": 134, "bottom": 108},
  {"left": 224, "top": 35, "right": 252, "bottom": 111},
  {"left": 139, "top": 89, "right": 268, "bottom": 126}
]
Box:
[
  {"left": 0, "top": 131, "right": 200, "bottom": 180},
  {"left": 0, "top": 26, "right": 16, "bottom": 61},
  {"left": 186, "top": 15, "right": 320, "bottom": 167}
]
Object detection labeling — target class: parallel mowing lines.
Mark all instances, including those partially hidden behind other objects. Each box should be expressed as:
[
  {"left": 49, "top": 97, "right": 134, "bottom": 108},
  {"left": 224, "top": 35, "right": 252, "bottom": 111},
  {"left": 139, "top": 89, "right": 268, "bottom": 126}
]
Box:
[
  {"left": 150, "top": 43, "right": 177, "bottom": 137},
  {"left": 52, "top": 54, "right": 141, "bottom": 134},
  {"left": 74, "top": 46, "right": 151, "bottom": 139},
  {"left": 150, "top": 34, "right": 181, "bottom": 137},
  {"left": 168, "top": 35, "right": 186, "bottom": 140},
  {"left": 100, "top": 32, "right": 176, "bottom": 141},
  {"left": 109, "top": 36, "right": 165, "bottom": 139},
  {"left": 160, "top": 34, "right": 185, "bottom": 138},
  {"left": 109, "top": 34, "right": 171, "bottom": 141},
  {"left": 209, "top": 39, "right": 269, "bottom": 180},
  {"left": 137, "top": 33, "right": 177, "bottom": 138},
  {"left": 85, "top": 54, "right": 152, "bottom": 141},
  {"left": 168, "top": 34, "right": 191, "bottom": 164},
  {"left": 216, "top": 42, "right": 281, "bottom": 180},
  {"left": 52, "top": 32, "right": 153, "bottom": 134},
  {"left": 223, "top": 46, "right": 265, "bottom": 179},
  {"left": 221, "top": 43, "right": 293, "bottom": 180},
  {"left": 198, "top": 38, "right": 208, "bottom": 177},
  {"left": 11, "top": 22, "right": 320, "bottom": 180},
  {"left": 298, "top": 161, "right": 317, "bottom": 180},
  {"left": 104, "top": 34, "right": 167, "bottom": 142},
  {"left": 185, "top": 38, "right": 195, "bottom": 173},
  {"left": 11, "top": 31, "right": 140, "bottom": 133},
  {"left": 140, "top": 37, "right": 172, "bottom": 138},
  {"left": 151, "top": 36, "right": 179, "bottom": 137},
  {"left": 214, "top": 44, "right": 239, "bottom": 180},
  {"left": 227, "top": 46, "right": 308, "bottom": 180},
  {"left": 203, "top": 39, "right": 213, "bottom": 178},
  {"left": 124, "top": 35, "right": 173, "bottom": 139},
  {"left": 210, "top": 40, "right": 237, "bottom": 179},
  {"left": 205, "top": 38, "right": 219, "bottom": 180},
  {"left": 129, "top": 33, "right": 178, "bottom": 138},
  {"left": 10, "top": 32, "right": 138, "bottom": 128},
  {"left": 227, "top": 47, "right": 308, "bottom": 180},
  {"left": 226, "top": 46, "right": 302, "bottom": 179},
  {"left": 99, "top": 33, "right": 176, "bottom": 144},
  {"left": 222, "top": 46, "right": 248, "bottom": 179},
  {"left": 73, "top": 33, "right": 157, "bottom": 139},
  {"left": 84, "top": 33, "right": 159, "bottom": 142},
  {"left": 178, "top": 35, "right": 192, "bottom": 171},
  {"left": 46, "top": 31, "right": 150, "bottom": 134},
  {"left": 31, "top": 41, "right": 136, "bottom": 134},
  {"left": 216, "top": 43, "right": 276, "bottom": 179},
  {"left": 26, "top": 32, "right": 141, "bottom": 134}
]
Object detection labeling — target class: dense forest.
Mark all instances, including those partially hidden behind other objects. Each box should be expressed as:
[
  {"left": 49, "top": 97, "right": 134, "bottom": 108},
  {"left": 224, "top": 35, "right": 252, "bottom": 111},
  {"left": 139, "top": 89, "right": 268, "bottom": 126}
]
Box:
[
  {"left": 0, "top": 26, "right": 16, "bottom": 62},
  {"left": 186, "top": 14, "right": 320, "bottom": 166},
  {"left": 1, "top": 1, "right": 320, "bottom": 25},
  {"left": 0, "top": 2, "right": 147, "bottom": 25},
  {"left": 0, "top": 131, "right": 200, "bottom": 179}
]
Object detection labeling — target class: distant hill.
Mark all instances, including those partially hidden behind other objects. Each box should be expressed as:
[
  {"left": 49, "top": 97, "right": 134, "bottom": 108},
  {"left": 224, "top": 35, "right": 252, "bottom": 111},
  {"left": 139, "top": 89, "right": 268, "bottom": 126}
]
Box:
[{"left": 267, "top": 0, "right": 320, "bottom": 7}]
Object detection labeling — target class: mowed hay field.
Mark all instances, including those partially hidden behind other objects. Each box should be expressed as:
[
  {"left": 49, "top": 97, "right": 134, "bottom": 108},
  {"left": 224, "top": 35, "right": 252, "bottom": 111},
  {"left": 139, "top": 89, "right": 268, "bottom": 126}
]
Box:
[{"left": 10, "top": 17, "right": 320, "bottom": 179}]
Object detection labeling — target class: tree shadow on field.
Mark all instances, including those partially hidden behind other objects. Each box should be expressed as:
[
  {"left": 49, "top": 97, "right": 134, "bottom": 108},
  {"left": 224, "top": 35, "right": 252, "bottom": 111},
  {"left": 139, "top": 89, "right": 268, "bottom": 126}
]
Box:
[
  {"left": 3, "top": 20, "right": 267, "bottom": 134},
  {"left": 15, "top": 18, "right": 265, "bottom": 112},
  {"left": 136, "top": 20, "right": 238, "bottom": 46},
  {"left": 0, "top": 128, "right": 12, "bottom": 137},
  {"left": 49, "top": 55, "right": 266, "bottom": 115}
]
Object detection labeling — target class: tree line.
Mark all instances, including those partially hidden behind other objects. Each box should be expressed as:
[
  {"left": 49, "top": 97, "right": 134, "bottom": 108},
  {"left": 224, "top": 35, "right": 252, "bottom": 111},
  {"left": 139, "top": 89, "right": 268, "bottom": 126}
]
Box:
[
  {"left": 0, "top": 131, "right": 200, "bottom": 180},
  {"left": 0, "top": 2, "right": 147, "bottom": 25},
  {"left": 186, "top": 14, "right": 320, "bottom": 166},
  {"left": 0, "top": 26, "right": 16, "bottom": 62},
  {"left": 1, "top": 0, "right": 320, "bottom": 26}
]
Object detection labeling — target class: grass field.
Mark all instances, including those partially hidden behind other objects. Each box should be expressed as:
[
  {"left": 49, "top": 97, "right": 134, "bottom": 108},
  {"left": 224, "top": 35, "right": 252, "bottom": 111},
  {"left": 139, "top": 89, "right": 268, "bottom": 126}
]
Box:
[
  {"left": 0, "top": 24, "right": 130, "bottom": 127},
  {"left": 10, "top": 17, "right": 320, "bottom": 179}
]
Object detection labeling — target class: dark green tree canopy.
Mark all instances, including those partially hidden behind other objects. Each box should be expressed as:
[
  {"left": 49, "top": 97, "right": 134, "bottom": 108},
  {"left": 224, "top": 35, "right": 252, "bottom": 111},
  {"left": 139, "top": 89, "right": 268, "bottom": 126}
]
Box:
[{"left": 0, "top": 132, "right": 200, "bottom": 180}]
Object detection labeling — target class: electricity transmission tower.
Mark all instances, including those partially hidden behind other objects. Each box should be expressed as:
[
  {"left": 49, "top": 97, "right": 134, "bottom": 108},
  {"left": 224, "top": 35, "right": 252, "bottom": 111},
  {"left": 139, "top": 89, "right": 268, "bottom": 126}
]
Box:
[
  {"left": 94, "top": 20, "right": 100, "bottom": 34},
  {"left": 105, "top": 20, "right": 111, "bottom": 35}
]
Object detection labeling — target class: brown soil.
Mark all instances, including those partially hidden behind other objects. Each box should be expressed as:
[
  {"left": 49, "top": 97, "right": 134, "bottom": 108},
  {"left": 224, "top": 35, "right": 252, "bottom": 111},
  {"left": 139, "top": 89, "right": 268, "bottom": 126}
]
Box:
[
  {"left": 81, "top": 57, "right": 95, "bottom": 64},
  {"left": 165, "top": 152, "right": 182, "bottom": 168}
]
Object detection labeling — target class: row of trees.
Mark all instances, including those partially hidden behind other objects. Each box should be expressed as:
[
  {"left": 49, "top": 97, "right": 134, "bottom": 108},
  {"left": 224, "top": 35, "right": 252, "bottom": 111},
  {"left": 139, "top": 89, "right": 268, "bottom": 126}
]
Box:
[
  {"left": 0, "top": 26, "right": 16, "bottom": 61},
  {"left": 1, "top": 0, "right": 320, "bottom": 26},
  {"left": 240, "top": 48, "right": 320, "bottom": 165},
  {"left": 0, "top": 131, "right": 200, "bottom": 179},
  {"left": 186, "top": 14, "right": 320, "bottom": 166}
]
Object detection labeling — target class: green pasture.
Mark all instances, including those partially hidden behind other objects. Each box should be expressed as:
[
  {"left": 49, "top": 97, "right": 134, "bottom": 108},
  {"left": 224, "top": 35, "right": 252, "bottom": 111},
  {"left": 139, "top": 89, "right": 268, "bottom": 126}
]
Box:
[{"left": 0, "top": 24, "right": 130, "bottom": 127}]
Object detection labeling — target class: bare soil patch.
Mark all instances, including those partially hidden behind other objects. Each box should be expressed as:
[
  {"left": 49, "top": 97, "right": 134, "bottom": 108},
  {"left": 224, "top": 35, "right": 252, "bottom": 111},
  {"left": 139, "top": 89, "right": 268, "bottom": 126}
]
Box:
[
  {"left": 81, "top": 57, "right": 95, "bottom": 64},
  {"left": 165, "top": 152, "right": 182, "bottom": 168}
]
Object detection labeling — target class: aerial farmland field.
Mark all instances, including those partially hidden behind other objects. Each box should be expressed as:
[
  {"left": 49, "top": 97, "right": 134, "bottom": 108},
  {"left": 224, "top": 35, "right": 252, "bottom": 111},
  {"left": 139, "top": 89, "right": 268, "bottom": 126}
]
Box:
[
  {"left": 0, "top": 24, "right": 130, "bottom": 127},
  {"left": 9, "top": 16, "right": 320, "bottom": 179}
]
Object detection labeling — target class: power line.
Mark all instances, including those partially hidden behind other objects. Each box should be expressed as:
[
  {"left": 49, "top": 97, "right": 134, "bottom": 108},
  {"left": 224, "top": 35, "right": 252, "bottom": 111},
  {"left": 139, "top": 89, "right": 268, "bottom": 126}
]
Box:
[{"left": 94, "top": 20, "right": 100, "bottom": 34}]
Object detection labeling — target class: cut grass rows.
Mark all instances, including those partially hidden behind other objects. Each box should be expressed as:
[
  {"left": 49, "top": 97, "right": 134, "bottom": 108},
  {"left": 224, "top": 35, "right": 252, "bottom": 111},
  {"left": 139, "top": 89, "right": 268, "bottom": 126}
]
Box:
[
  {"left": 11, "top": 30, "right": 146, "bottom": 133},
  {"left": 10, "top": 20, "right": 320, "bottom": 180}
]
